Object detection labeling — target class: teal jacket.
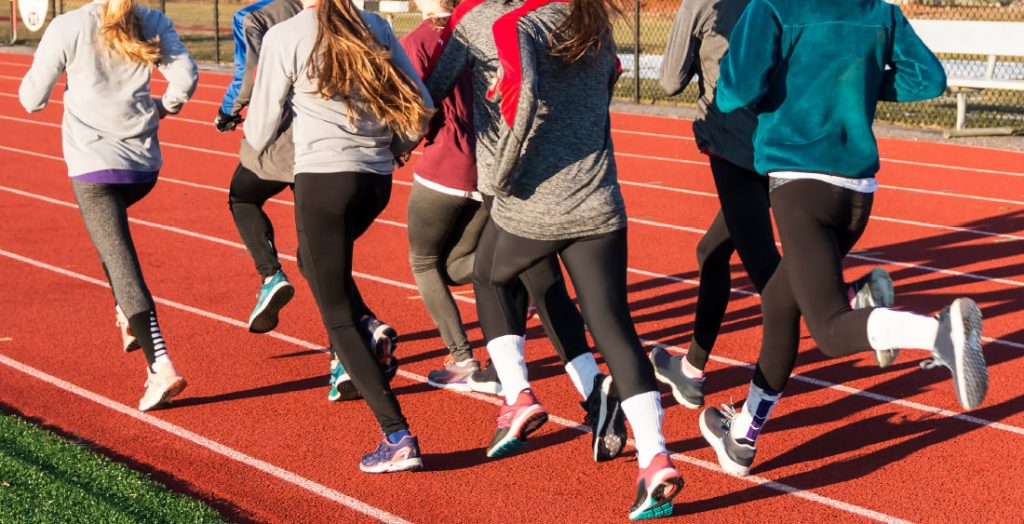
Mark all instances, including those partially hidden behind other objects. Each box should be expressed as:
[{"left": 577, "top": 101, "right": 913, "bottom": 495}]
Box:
[{"left": 716, "top": 0, "right": 946, "bottom": 179}]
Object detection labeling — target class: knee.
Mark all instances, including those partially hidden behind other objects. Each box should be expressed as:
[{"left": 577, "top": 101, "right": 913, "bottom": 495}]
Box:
[{"left": 696, "top": 233, "right": 732, "bottom": 270}]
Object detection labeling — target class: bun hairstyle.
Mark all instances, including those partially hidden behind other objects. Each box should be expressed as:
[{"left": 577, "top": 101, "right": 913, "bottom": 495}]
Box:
[{"left": 100, "top": 0, "right": 162, "bottom": 65}]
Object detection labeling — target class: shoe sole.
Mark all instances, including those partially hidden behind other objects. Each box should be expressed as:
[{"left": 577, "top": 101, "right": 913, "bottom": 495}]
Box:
[
  {"left": 698, "top": 410, "right": 750, "bottom": 477},
  {"left": 359, "top": 457, "right": 424, "bottom": 474},
  {"left": 467, "top": 377, "right": 503, "bottom": 396},
  {"left": 329, "top": 380, "right": 361, "bottom": 402},
  {"left": 628, "top": 471, "right": 685, "bottom": 520},
  {"left": 248, "top": 282, "right": 295, "bottom": 334},
  {"left": 139, "top": 377, "right": 188, "bottom": 412},
  {"left": 951, "top": 298, "right": 987, "bottom": 410},
  {"left": 487, "top": 408, "right": 548, "bottom": 459},
  {"left": 426, "top": 378, "right": 473, "bottom": 392},
  {"left": 593, "top": 377, "right": 625, "bottom": 462}
]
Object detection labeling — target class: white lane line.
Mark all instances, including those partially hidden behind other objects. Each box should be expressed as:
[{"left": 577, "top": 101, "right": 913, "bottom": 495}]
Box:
[
  {"left": 0, "top": 335, "right": 410, "bottom": 523},
  {"left": 2, "top": 182, "right": 1020, "bottom": 430},
  {"left": 0, "top": 246, "right": 913, "bottom": 524}
]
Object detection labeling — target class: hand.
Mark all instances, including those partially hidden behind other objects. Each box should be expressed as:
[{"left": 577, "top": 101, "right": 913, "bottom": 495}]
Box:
[
  {"left": 214, "top": 109, "right": 243, "bottom": 132},
  {"left": 394, "top": 152, "right": 412, "bottom": 167},
  {"left": 153, "top": 98, "right": 169, "bottom": 119}
]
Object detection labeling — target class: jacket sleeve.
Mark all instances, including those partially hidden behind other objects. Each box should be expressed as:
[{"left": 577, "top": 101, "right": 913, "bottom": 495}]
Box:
[
  {"left": 242, "top": 27, "right": 293, "bottom": 155},
  {"left": 221, "top": 10, "right": 263, "bottom": 115},
  {"left": 153, "top": 12, "right": 198, "bottom": 114},
  {"left": 382, "top": 23, "right": 435, "bottom": 155},
  {"left": 18, "top": 16, "right": 68, "bottom": 113},
  {"left": 716, "top": 0, "right": 781, "bottom": 113},
  {"left": 880, "top": 8, "right": 947, "bottom": 102},
  {"left": 492, "top": 26, "right": 538, "bottom": 197},
  {"left": 424, "top": 18, "right": 472, "bottom": 106},
  {"left": 658, "top": 0, "right": 702, "bottom": 96}
]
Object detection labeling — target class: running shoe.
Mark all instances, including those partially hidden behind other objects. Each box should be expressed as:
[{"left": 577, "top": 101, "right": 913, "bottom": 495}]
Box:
[
  {"left": 248, "top": 271, "right": 295, "bottom": 334},
  {"left": 699, "top": 404, "right": 756, "bottom": 477},
  {"left": 427, "top": 357, "right": 479, "bottom": 391},
  {"left": 138, "top": 362, "right": 187, "bottom": 412},
  {"left": 359, "top": 434, "right": 424, "bottom": 473},
  {"left": 628, "top": 453, "right": 684, "bottom": 520},
  {"left": 364, "top": 316, "right": 399, "bottom": 380},
  {"left": 583, "top": 374, "right": 627, "bottom": 462},
  {"left": 486, "top": 389, "right": 548, "bottom": 458},
  {"left": 848, "top": 268, "right": 899, "bottom": 367},
  {"left": 328, "top": 359, "right": 360, "bottom": 402},
  {"left": 923, "top": 298, "right": 988, "bottom": 410},
  {"left": 115, "top": 305, "right": 140, "bottom": 353},
  {"left": 650, "top": 346, "right": 705, "bottom": 409},
  {"left": 467, "top": 359, "right": 503, "bottom": 396}
]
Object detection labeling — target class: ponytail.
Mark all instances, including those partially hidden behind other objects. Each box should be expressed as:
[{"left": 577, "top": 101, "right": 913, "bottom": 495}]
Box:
[
  {"left": 309, "top": 0, "right": 431, "bottom": 140},
  {"left": 100, "top": 0, "right": 162, "bottom": 66},
  {"left": 549, "top": 0, "right": 622, "bottom": 64}
]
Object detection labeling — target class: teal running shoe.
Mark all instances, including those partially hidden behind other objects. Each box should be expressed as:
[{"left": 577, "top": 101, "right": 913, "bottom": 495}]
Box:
[
  {"left": 248, "top": 271, "right": 294, "bottom": 334},
  {"left": 328, "top": 359, "right": 360, "bottom": 402}
]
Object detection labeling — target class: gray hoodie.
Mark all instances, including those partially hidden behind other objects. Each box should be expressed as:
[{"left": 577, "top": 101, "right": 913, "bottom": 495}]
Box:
[
  {"left": 658, "top": 0, "right": 756, "bottom": 171},
  {"left": 243, "top": 8, "right": 433, "bottom": 176},
  {"left": 19, "top": 1, "right": 197, "bottom": 177}
]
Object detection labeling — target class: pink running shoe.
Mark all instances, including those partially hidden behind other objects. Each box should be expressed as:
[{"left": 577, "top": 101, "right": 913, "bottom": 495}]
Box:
[
  {"left": 486, "top": 389, "right": 548, "bottom": 458},
  {"left": 426, "top": 357, "right": 479, "bottom": 391},
  {"left": 628, "top": 453, "right": 684, "bottom": 520},
  {"left": 138, "top": 362, "right": 187, "bottom": 412},
  {"left": 115, "top": 306, "right": 140, "bottom": 353}
]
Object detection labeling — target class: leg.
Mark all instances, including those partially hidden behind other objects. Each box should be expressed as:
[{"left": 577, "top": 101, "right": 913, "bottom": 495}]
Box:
[
  {"left": 228, "top": 164, "right": 290, "bottom": 280},
  {"left": 407, "top": 181, "right": 474, "bottom": 362},
  {"left": 443, "top": 198, "right": 488, "bottom": 286},
  {"left": 294, "top": 172, "right": 407, "bottom": 435},
  {"left": 710, "top": 157, "right": 780, "bottom": 293},
  {"left": 686, "top": 211, "right": 735, "bottom": 370}
]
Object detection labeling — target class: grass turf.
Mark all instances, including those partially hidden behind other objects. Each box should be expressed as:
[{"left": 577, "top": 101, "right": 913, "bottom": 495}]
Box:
[{"left": 0, "top": 408, "right": 226, "bottom": 523}]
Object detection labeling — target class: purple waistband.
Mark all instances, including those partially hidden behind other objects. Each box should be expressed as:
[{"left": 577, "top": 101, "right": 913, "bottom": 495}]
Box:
[{"left": 74, "top": 169, "right": 159, "bottom": 185}]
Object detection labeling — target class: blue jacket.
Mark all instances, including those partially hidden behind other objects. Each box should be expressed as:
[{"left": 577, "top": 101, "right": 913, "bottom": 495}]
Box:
[
  {"left": 717, "top": 0, "right": 946, "bottom": 179},
  {"left": 220, "top": 0, "right": 302, "bottom": 116}
]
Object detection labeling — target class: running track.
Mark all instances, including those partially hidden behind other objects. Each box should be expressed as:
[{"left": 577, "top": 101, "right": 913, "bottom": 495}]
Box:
[{"left": 0, "top": 53, "right": 1022, "bottom": 523}]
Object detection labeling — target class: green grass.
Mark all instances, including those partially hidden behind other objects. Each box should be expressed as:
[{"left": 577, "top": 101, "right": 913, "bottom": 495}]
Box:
[{"left": 0, "top": 409, "right": 226, "bottom": 523}]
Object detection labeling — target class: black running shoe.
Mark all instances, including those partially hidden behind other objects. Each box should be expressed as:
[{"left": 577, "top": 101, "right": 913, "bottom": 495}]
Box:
[
  {"left": 699, "top": 405, "right": 756, "bottom": 477},
  {"left": 650, "top": 346, "right": 705, "bottom": 409},
  {"left": 582, "top": 374, "right": 627, "bottom": 462},
  {"left": 467, "top": 359, "right": 503, "bottom": 396}
]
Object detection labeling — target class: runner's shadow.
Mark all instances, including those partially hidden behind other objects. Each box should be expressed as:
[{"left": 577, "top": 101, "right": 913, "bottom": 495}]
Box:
[
  {"left": 168, "top": 375, "right": 325, "bottom": 408},
  {"left": 269, "top": 349, "right": 324, "bottom": 360},
  {"left": 419, "top": 426, "right": 582, "bottom": 472}
]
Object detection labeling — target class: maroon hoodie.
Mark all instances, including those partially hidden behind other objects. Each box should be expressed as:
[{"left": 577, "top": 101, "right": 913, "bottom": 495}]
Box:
[{"left": 401, "top": 18, "right": 477, "bottom": 193}]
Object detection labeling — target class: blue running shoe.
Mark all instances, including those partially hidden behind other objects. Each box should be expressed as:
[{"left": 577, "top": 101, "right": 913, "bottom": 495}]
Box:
[
  {"left": 328, "top": 359, "right": 359, "bottom": 402},
  {"left": 359, "top": 435, "right": 424, "bottom": 473},
  {"left": 248, "top": 271, "right": 294, "bottom": 334}
]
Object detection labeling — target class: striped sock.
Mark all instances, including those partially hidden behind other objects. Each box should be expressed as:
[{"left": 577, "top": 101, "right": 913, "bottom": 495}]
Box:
[
  {"left": 129, "top": 310, "right": 170, "bottom": 371},
  {"left": 730, "top": 381, "right": 781, "bottom": 445},
  {"left": 621, "top": 391, "right": 667, "bottom": 468}
]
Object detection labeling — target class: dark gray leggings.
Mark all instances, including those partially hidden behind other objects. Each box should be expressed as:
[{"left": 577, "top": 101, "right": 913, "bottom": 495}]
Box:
[
  {"left": 407, "top": 180, "right": 488, "bottom": 362},
  {"left": 71, "top": 178, "right": 156, "bottom": 319}
]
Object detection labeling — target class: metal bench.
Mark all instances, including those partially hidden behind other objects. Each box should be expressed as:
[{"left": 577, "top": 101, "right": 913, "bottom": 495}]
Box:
[{"left": 910, "top": 20, "right": 1024, "bottom": 137}]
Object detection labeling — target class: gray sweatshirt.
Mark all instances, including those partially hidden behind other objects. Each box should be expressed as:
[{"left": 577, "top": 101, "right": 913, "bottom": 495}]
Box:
[
  {"left": 19, "top": 1, "right": 197, "bottom": 177},
  {"left": 244, "top": 8, "right": 433, "bottom": 176},
  {"left": 489, "top": 1, "right": 626, "bottom": 240},
  {"left": 425, "top": 0, "right": 524, "bottom": 197},
  {"left": 658, "top": 0, "right": 756, "bottom": 172}
]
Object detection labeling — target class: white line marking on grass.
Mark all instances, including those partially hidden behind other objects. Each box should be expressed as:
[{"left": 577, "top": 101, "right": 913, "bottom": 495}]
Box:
[{"left": 0, "top": 247, "right": 913, "bottom": 524}]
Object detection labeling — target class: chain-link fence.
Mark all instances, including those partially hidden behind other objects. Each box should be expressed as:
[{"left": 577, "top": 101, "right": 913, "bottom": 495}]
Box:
[{"left": 3, "top": 0, "right": 1022, "bottom": 130}]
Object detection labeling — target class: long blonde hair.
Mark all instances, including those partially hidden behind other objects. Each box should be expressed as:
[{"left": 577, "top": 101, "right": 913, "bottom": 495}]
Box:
[
  {"left": 100, "top": 0, "right": 162, "bottom": 65},
  {"left": 308, "top": 0, "right": 430, "bottom": 140}
]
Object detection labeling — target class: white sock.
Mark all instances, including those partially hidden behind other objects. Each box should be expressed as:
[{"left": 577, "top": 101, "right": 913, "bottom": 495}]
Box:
[
  {"left": 621, "top": 391, "right": 667, "bottom": 468},
  {"left": 867, "top": 308, "right": 939, "bottom": 352},
  {"left": 565, "top": 353, "right": 601, "bottom": 399},
  {"left": 730, "top": 381, "right": 781, "bottom": 444},
  {"left": 487, "top": 335, "right": 530, "bottom": 404}
]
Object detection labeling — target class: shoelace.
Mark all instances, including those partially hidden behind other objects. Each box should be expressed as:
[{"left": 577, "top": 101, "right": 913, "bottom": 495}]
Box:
[
  {"left": 919, "top": 357, "right": 945, "bottom": 370},
  {"left": 719, "top": 401, "right": 739, "bottom": 430}
]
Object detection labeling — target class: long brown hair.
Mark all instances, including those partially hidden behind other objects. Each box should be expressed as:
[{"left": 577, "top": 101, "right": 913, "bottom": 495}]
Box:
[
  {"left": 549, "top": 0, "right": 622, "bottom": 63},
  {"left": 100, "top": 0, "right": 162, "bottom": 65},
  {"left": 308, "top": 0, "right": 430, "bottom": 140}
]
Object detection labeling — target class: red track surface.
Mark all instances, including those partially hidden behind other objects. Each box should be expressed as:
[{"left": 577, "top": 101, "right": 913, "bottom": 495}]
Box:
[{"left": 0, "top": 52, "right": 1022, "bottom": 523}]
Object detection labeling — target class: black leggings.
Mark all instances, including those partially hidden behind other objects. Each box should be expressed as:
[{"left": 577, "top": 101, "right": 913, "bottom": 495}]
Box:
[
  {"left": 476, "top": 196, "right": 592, "bottom": 366},
  {"left": 294, "top": 172, "right": 407, "bottom": 434},
  {"left": 228, "top": 164, "right": 290, "bottom": 280},
  {"left": 753, "top": 179, "right": 875, "bottom": 393},
  {"left": 687, "top": 157, "right": 781, "bottom": 369},
  {"left": 474, "top": 225, "right": 656, "bottom": 400}
]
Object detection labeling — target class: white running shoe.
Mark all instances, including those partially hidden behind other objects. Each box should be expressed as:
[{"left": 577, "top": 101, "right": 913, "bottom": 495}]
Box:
[
  {"left": 926, "top": 298, "right": 988, "bottom": 410},
  {"left": 139, "top": 362, "right": 188, "bottom": 412},
  {"left": 115, "top": 306, "right": 141, "bottom": 353}
]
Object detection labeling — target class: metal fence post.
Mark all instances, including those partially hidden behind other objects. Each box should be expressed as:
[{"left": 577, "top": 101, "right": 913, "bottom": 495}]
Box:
[
  {"left": 214, "top": 0, "right": 220, "bottom": 63},
  {"left": 633, "top": 0, "right": 640, "bottom": 103}
]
